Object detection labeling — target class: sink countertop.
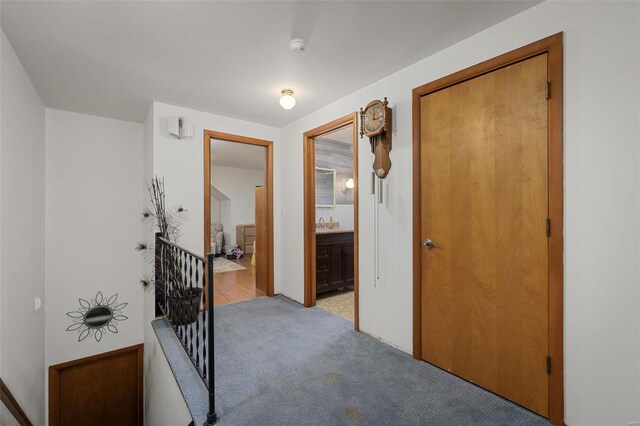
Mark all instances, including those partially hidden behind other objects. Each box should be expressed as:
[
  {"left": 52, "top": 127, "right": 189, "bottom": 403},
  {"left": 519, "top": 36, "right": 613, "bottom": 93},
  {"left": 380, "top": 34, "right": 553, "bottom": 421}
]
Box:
[{"left": 316, "top": 228, "right": 354, "bottom": 234}]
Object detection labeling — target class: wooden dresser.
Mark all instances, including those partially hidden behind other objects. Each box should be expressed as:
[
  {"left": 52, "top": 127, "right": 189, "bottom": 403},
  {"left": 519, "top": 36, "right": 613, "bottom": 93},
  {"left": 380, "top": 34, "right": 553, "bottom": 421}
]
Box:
[
  {"left": 316, "top": 231, "right": 354, "bottom": 295},
  {"left": 236, "top": 224, "right": 255, "bottom": 254}
]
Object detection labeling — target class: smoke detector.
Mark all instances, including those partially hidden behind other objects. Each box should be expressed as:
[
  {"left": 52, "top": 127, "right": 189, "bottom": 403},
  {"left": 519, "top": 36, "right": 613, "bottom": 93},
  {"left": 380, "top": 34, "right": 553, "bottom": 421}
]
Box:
[{"left": 289, "top": 38, "right": 308, "bottom": 55}]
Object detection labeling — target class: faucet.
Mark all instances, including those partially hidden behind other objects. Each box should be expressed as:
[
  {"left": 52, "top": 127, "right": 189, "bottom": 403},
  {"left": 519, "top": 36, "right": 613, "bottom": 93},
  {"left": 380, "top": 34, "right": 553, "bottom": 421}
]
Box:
[{"left": 318, "top": 217, "right": 324, "bottom": 228}]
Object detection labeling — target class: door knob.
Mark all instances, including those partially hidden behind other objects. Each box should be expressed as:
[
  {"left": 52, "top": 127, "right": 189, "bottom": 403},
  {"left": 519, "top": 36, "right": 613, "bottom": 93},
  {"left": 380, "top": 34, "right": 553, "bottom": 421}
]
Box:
[{"left": 423, "top": 239, "right": 435, "bottom": 249}]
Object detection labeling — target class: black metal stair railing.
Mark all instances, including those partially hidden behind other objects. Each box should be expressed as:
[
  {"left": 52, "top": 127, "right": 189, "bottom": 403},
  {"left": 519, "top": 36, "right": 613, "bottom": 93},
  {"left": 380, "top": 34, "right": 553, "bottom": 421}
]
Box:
[{"left": 155, "top": 233, "right": 218, "bottom": 425}]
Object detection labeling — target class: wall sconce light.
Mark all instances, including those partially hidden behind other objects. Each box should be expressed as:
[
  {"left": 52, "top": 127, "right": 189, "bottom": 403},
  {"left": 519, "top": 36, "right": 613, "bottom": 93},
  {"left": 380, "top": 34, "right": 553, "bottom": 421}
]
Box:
[
  {"left": 342, "top": 178, "right": 354, "bottom": 194},
  {"left": 168, "top": 116, "right": 194, "bottom": 140},
  {"left": 279, "top": 89, "right": 296, "bottom": 110}
]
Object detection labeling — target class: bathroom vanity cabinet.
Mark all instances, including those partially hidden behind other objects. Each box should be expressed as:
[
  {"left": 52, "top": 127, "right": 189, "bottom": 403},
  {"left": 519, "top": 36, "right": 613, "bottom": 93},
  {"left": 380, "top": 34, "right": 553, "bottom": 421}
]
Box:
[{"left": 316, "top": 230, "right": 354, "bottom": 295}]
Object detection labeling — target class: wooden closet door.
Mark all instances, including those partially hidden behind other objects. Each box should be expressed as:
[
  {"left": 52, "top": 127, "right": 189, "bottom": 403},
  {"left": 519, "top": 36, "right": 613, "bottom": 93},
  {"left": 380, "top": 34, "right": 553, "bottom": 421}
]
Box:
[
  {"left": 49, "top": 345, "right": 143, "bottom": 426},
  {"left": 420, "top": 54, "right": 549, "bottom": 416},
  {"left": 254, "top": 186, "right": 268, "bottom": 293}
]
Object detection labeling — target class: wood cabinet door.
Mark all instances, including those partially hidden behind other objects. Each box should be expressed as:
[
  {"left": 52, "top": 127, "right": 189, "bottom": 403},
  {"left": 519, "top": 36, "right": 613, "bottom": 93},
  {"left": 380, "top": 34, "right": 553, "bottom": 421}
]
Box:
[
  {"left": 420, "top": 54, "right": 549, "bottom": 416},
  {"left": 49, "top": 345, "right": 143, "bottom": 426},
  {"left": 344, "top": 242, "right": 354, "bottom": 286},
  {"left": 316, "top": 244, "right": 331, "bottom": 293},
  {"left": 329, "top": 243, "right": 344, "bottom": 287}
]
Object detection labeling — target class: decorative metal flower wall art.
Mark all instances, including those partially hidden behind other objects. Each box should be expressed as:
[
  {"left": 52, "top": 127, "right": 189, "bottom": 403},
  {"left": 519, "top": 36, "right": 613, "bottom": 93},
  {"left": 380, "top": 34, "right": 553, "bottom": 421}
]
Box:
[{"left": 66, "top": 292, "right": 128, "bottom": 342}]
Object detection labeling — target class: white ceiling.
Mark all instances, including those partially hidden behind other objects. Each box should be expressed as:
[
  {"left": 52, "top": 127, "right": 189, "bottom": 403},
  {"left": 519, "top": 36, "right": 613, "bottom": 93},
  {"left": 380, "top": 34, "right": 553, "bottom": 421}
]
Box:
[
  {"left": 1, "top": 1, "right": 539, "bottom": 127},
  {"left": 211, "top": 138, "right": 265, "bottom": 170}
]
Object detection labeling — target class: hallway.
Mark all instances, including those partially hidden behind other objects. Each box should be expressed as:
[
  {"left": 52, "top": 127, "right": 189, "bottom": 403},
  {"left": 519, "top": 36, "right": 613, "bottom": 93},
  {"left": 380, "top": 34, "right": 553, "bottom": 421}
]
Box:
[
  {"left": 3, "top": 2, "right": 639, "bottom": 425},
  {"left": 157, "top": 296, "right": 548, "bottom": 425}
]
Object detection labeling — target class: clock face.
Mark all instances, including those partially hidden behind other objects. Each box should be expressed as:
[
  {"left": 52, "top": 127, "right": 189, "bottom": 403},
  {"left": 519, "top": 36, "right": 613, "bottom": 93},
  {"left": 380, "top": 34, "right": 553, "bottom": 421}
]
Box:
[{"left": 364, "top": 103, "right": 385, "bottom": 135}]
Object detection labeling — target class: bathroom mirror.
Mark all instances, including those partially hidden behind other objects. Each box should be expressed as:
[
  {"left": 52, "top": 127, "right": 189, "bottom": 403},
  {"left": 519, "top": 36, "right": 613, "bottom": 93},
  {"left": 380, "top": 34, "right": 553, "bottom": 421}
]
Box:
[{"left": 315, "top": 167, "right": 336, "bottom": 207}]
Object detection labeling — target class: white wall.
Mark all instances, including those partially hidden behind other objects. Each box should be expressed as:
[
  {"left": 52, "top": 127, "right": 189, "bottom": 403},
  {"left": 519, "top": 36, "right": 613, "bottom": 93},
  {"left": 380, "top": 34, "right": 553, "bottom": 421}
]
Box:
[
  {"left": 142, "top": 104, "right": 192, "bottom": 426},
  {"left": 211, "top": 191, "right": 221, "bottom": 224},
  {"left": 144, "top": 333, "right": 191, "bottom": 426},
  {"left": 211, "top": 165, "right": 265, "bottom": 246},
  {"left": 151, "top": 102, "right": 280, "bottom": 279},
  {"left": 0, "top": 30, "right": 45, "bottom": 425},
  {"left": 44, "top": 109, "right": 144, "bottom": 419},
  {"left": 316, "top": 205, "right": 354, "bottom": 230},
  {"left": 278, "top": 2, "right": 640, "bottom": 425}
]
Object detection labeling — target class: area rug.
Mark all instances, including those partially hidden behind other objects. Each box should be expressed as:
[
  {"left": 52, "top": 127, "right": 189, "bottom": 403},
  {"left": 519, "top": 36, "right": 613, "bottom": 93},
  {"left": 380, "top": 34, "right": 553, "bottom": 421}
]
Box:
[
  {"left": 213, "top": 256, "right": 246, "bottom": 273},
  {"left": 316, "top": 290, "right": 354, "bottom": 322}
]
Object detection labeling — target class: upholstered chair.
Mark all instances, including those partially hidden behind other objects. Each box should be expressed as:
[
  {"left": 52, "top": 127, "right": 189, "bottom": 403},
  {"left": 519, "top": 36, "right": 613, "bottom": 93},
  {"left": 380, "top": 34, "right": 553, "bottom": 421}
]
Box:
[{"left": 211, "top": 223, "right": 224, "bottom": 255}]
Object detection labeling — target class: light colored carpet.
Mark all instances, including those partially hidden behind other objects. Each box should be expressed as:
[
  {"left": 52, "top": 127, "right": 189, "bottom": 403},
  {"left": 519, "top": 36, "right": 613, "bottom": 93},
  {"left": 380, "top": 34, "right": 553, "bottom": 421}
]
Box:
[
  {"left": 213, "top": 257, "right": 246, "bottom": 273},
  {"left": 316, "top": 290, "right": 354, "bottom": 322}
]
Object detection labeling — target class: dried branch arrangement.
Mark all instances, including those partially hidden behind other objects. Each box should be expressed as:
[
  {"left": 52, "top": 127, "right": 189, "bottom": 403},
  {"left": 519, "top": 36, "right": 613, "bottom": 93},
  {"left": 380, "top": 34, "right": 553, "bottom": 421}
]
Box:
[{"left": 136, "top": 176, "right": 187, "bottom": 292}]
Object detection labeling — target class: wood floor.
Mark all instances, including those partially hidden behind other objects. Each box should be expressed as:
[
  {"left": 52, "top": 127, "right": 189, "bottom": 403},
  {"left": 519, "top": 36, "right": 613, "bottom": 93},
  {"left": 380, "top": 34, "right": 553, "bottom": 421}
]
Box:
[{"left": 213, "top": 256, "right": 264, "bottom": 306}]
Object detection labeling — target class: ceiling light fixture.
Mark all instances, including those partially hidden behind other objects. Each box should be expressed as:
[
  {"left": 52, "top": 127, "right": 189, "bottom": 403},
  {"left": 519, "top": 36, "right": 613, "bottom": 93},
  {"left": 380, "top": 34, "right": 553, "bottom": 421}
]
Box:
[
  {"left": 289, "top": 38, "right": 308, "bottom": 55},
  {"left": 279, "top": 89, "right": 296, "bottom": 110}
]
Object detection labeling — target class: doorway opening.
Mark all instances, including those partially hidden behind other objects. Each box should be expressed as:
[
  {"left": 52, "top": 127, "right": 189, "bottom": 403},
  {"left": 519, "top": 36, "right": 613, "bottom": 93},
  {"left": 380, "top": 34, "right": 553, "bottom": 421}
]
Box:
[
  {"left": 303, "top": 113, "right": 359, "bottom": 329},
  {"left": 412, "top": 34, "right": 563, "bottom": 424},
  {"left": 204, "top": 131, "right": 274, "bottom": 306}
]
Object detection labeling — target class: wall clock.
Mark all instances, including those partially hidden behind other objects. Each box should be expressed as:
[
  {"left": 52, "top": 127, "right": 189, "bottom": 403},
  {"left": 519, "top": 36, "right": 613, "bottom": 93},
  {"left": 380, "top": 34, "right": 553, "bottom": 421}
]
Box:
[{"left": 360, "top": 97, "right": 392, "bottom": 178}]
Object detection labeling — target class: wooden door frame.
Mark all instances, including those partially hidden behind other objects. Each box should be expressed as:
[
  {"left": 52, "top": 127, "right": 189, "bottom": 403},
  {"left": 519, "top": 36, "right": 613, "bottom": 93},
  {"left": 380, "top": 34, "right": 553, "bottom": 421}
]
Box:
[
  {"left": 204, "top": 130, "right": 275, "bottom": 297},
  {"left": 412, "top": 33, "right": 564, "bottom": 425},
  {"left": 303, "top": 112, "right": 360, "bottom": 330},
  {"left": 49, "top": 344, "right": 144, "bottom": 426}
]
